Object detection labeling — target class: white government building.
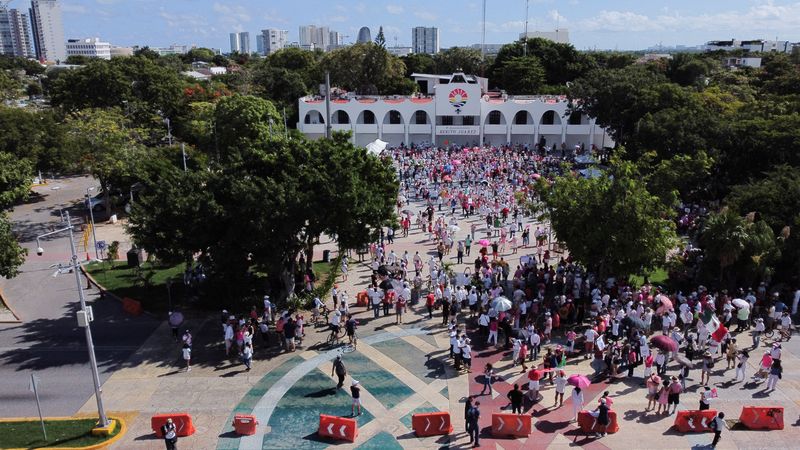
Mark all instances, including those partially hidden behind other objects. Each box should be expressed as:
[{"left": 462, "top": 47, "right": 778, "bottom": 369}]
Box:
[{"left": 297, "top": 72, "right": 611, "bottom": 149}]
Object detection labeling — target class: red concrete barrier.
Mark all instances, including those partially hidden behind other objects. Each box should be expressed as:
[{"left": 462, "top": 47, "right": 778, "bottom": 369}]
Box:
[
  {"left": 232, "top": 414, "right": 258, "bottom": 436},
  {"left": 122, "top": 297, "right": 142, "bottom": 316},
  {"left": 318, "top": 414, "right": 358, "bottom": 442},
  {"left": 739, "top": 406, "right": 784, "bottom": 430},
  {"left": 412, "top": 411, "right": 452, "bottom": 437},
  {"left": 491, "top": 413, "right": 532, "bottom": 437},
  {"left": 674, "top": 409, "right": 717, "bottom": 432},
  {"left": 578, "top": 410, "right": 619, "bottom": 434},
  {"left": 151, "top": 413, "right": 196, "bottom": 437}
]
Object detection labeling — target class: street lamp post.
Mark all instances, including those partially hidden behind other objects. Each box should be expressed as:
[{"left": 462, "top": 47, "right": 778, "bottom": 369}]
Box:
[
  {"left": 85, "top": 187, "right": 99, "bottom": 260},
  {"left": 36, "top": 211, "right": 108, "bottom": 428}
]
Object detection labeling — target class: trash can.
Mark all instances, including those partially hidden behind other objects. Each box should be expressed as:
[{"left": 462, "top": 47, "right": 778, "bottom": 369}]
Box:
[
  {"left": 322, "top": 249, "right": 330, "bottom": 262},
  {"left": 126, "top": 248, "right": 143, "bottom": 268}
]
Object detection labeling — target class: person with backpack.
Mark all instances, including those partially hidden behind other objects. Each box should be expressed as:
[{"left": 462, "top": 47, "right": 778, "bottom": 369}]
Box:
[
  {"left": 160, "top": 418, "right": 178, "bottom": 450},
  {"left": 332, "top": 356, "right": 347, "bottom": 389},
  {"left": 710, "top": 411, "right": 725, "bottom": 447}
]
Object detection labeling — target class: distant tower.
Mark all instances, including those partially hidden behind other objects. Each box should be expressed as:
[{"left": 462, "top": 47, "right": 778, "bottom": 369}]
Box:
[{"left": 357, "top": 26, "right": 371, "bottom": 44}]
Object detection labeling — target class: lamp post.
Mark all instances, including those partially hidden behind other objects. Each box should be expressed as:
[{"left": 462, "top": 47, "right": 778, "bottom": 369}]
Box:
[
  {"left": 85, "top": 187, "right": 99, "bottom": 260},
  {"left": 36, "top": 211, "right": 108, "bottom": 428}
]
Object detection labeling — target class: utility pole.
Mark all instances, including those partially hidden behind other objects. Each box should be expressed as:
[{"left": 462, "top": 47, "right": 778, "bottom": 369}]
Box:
[
  {"left": 524, "top": 0, "right": 529, "bottom": 56},
  {"left": 481, "top": 0, "right": 487, "bottom": 58},
  {"left": 325, "top": 71, "right": 332, "bottom": 139}
]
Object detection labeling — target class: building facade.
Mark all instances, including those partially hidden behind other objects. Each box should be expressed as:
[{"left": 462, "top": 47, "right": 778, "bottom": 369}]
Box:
[
  {"left": 299, "top": 25, "right": 330, "bottom": 50},
  {"left": 66, "top": 37, "right": 111, "bottom": 59},
  {"left": 412, "top": 26, "right": 439, "bottom": 54},
  {"left": 261, "top": 29, "right": 288, "bottom": 55},
  {"left": 29, "top": 0, "right": 65, "bottom": 62},
  {"left": 238, "top": 31, "right": 250, "bottom": 54},
  {"left": 297, "top": 72, "right": 611, "bottom": 149},
  {"left": 0, "top": 7, "right": 33, "bottom": 57},
  {"left": 519, "top": 29, "right": 570, "bottom": 44},
  {"left": 229, "top": 32, "right": 239, "bottom": 53},
  {"left": 357, "top": 26, "right": 371, "bottom": 44}
]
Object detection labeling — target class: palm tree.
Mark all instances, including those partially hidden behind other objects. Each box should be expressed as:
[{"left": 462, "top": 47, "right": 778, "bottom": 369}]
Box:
[{"left": 700, "top": 209, "right": 749, "bottom": 285}]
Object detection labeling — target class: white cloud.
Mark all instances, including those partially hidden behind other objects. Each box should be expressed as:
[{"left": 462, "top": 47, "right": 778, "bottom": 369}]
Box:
[
  {"left": 414, "top": 11, "right": 437, "bottom": 21},
  {"left": 577, "top": 2, "right": 800, "bottom": 34},
  {"left": 328, "top": 15, "right": 349, "bottom": 23},
  {"left": 386, "top": 5, "right": 404, "bottom": 15},
  {"left": 212, "top": 3, "right": 251, "bottom": 24}
]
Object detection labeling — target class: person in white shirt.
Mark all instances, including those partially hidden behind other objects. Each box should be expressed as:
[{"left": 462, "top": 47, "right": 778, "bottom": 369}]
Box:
[
  {"left": 584, "top": 327, "right": 598, "bottom": 359},
  {"left": 529, "top": 331, "right": 541, "bottom": 360},
  {"left": 571, "top": 387, "right": 585, "bottom": 422},
  {"left": 224, "top": 323, "right": 234, "bottom": 356}
]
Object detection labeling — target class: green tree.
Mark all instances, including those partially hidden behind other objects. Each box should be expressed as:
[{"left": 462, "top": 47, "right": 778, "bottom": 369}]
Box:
[
  {"left": 0, "top": 152, "right": 32, "bottom": 278},
  {"left": 645, "top": 150, "right": 715, "bottom": 206},
  {"left": 568, "top": 65, "right": 667, "bottom": 146},
  {"left": 537, "top": 157, "right": 676, "bottom": 277},
  {"left": 323, "top": 43, "right": 411, "bottom": 94},
  {"left": 494, "top": 56, "right": 545, "bottom": 94},
  {"left": 0, "top": 107, "right": 67, "bottom": 173},
  {"left": 699, "top": 209, "right": 749, "bottom": 285},
  {"left": 66, "top": 108, "right": 148, "bottom": 215},
  {"left": 375, "top": 26, "right": 386, "bottom": 48},
  {"left": 213, "top": 95, "right": 283, "bottom": 157},
  {"left": 434, "top": 47, "right": 485, "bottom": 75},
  {"left": 400, "top": 53, "right": 435, "bottom": 77},
  {"left": 490, "top": 38, "right": 592, "bottom": 87}
]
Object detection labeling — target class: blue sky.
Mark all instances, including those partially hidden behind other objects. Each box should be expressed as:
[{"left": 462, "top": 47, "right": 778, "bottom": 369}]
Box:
[{"left": 56, "top": 0, "right": 800, "bottom": 50}]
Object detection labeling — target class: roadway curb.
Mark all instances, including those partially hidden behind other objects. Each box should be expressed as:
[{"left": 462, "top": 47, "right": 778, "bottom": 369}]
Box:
[
  {"left": 0, "top": 284, "right": 22, "bottom": 323},
  {"left": 0, "top": 414, "right": 127, "bottom": 450},
  {"left": 80, "top": 265, "right": 158, "bottom": 319}
]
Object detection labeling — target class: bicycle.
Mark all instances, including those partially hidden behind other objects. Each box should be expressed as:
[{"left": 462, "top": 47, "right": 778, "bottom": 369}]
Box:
[
  {"left": 314, "top": 305, "right": 331, "bottom": 327},
  {"left": 326, "top": 324, "right": 346, "bottom": 345}
]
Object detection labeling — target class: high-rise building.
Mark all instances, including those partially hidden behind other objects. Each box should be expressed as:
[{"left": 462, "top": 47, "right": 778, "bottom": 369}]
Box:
[
  {"left": 0, "top": 6, "right": 33, "bottom": 57},
  {"left": 357, "top": 26, "right": 371, "bottom": 44},
  {"left": 66, "top": 37, "right": 111, "bottom": 60},
  {"left": 298, "top": 25, "right": 331, "bottom": 51},
  {"left": 29, "top": 0, "right": 65, "bottom": 62},
  {"left": 256, "top": 34, "right": 264, "bottom": 55},
  {"left": 412, "top": 26, "right": 439, "bottom": 54},
  {"left": 328, "top": 30, "right": 341, "bottom": 51},
  {"left": 262, "top": 28, "right": 288, "bottom": 55},
  {"left": 238, "top": 31, "right": 250, "bottom": 54},
  {"left": 229, "top": 32, "right": 240, "bottom": 53}
]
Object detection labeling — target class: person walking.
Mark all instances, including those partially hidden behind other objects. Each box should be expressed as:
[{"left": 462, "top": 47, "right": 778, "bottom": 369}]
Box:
[
  {"left": 594, "top": 397, "right": 610, "bottom": 437},
  {"left": 351, "top": 379, "right": 362, "bottom": 416},
  {"left": 507, "top": 384, "right": 524, "bottom": 414},
  {"left": 332, "top": 356, "right": 347, "bottom": 389},
  {"left": 182, "top": 343, "right": 191, "bottom": 372},
  {"left": 710, "top": 412, "right": 725, "bottom": 448},
  {"left": 161, "top": 418, "right": 178, "bottom": 450},
  {"left": 699, "top": 386, "right": 714, "bottom": 410},
  {"left": 462, "top": 338, "right": 473, "bottom": 372},
  {"left": 571, "top": 386, "right": 584, "bottom": 422},
  {"left": 645, "top": 373, "right": 661, "bottom": 411},
  {"left": 735, "top": 350, "right": 749, "bottom": 382},
  {"left": 554, "top": 370, "right": 567, "bottom": 407},
  {"left": 480, "top": 363, "right": 495, "bottom": 395},
  {"left": 667, "top": 376, "right": 682, "bottom": 414},
  {"left": 241, "top": 342, "right": 253, "bottom": 371},
  {"left": 464, "top": 396, "right": 473, "bottom": 433},
  {"left": 700, "top": 351, "right": 714, "bottom": 385},
  {"left": 467, "top": 401, "right": 481, "bottom": 447},
  {"left": 766, "top": 359, "right": 783, "bottom": 391}
]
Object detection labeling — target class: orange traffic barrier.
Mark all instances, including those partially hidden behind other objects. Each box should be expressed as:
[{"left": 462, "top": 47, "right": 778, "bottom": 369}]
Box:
[
  {"left": 151, "top": 413, "right": 196, "bottom": 437},
  {"left": 318, "top": 414, "right": 358, "bottom": 442},
  {"left": 357, "top": 291, "right": 368, "bottom": 307},
  {"left": 491, "top": 413, "right": 532, "bottom": 437},
  {"left": 674, "top": 409, "right": 717, "bottom": 432},
  {"left": 739, "top": 406, "right": 784, "bottom": 430},
  {"left": 122, "top": 297, "right": 142, "bottom": 316},
  {"left": 578, "top": 410, "right": 619, "bottom": 434},
  {"left": 232, "top": 414, "right": 258, "bottom": 436},
  {"left": 412, "top": 411, "right": 452, "bottom": 437}
]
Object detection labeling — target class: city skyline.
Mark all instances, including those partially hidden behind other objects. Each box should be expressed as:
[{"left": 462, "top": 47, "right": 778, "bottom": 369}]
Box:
[{"left": 41, "top": 0, "right": 800, "bottom": 51}]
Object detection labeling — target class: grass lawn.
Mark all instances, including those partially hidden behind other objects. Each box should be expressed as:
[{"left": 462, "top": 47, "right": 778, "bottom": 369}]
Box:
[
  {"left": 0, "top": 418, "right": 118, "bottom": 448},
  {"left": 85, "top": 260, "right": 186, "bottom": 312},
  {"left": 630, "top": 267, "right": 669, "bottom": 288}
]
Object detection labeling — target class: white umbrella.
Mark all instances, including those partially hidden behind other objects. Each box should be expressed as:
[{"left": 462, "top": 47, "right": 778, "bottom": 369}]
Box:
[
  {"left": 732, "top": 298, "right": 749, "bottom": 309},
  {"left": 491, "top": 296, "right": 513, "bottom": 312},
  {"left": 449, "top": 225, "right": 461, "bottom": 233},
  {"left": 366, "top": 139, "right": 388, "bottom": 156}
]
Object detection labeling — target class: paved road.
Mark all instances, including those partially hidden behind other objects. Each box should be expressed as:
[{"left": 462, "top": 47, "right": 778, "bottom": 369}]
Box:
[{"left": 0, "top": 176, "right": 159, "bottom": 417}]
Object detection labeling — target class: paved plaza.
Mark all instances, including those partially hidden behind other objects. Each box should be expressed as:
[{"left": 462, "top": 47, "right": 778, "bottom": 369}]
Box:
[{"left": 39, "top": 195, "right": 797, "bottom": 449}]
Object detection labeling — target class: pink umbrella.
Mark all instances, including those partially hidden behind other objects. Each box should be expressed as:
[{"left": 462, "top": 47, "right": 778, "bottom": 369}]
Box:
[
  {"left": 532, "top": 173, "right": 541, "bottom": 179},
  {"left": 567, "top": 374, "right": 591, "bottom": 389},
  {"left": 656, "top": 295, "right": 673, "bottom": 314},
  {"left": 651, "top": 335, "right": 678, "bottom": 352},
  {"left": 452, "top": 159, "right": 462, "bottom": 165},
  {"left": 478, "top": 239, "right": 491, "bottom": 247}
]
